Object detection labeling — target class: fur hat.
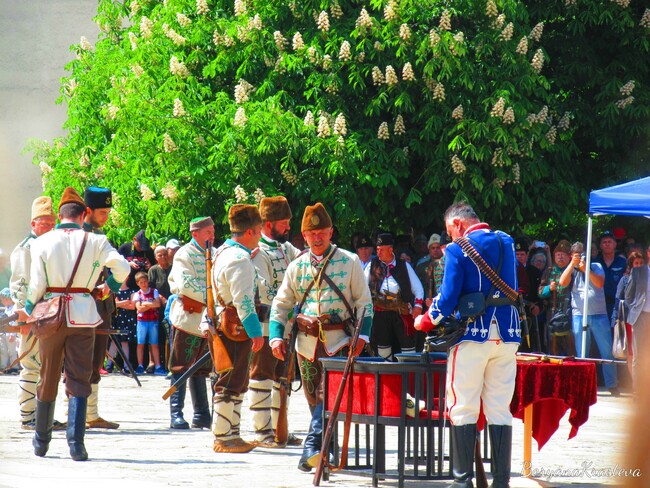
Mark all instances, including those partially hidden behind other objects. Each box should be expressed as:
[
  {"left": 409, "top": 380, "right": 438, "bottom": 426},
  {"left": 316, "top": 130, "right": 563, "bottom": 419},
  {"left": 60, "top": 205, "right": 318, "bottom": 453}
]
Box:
[
  {"left": 301, "top": 203, "right": 332, "bottom": 232},
  {"left": 427, "top": 233, "right": 441, "bottom": 248},
  {"left": 58, "top": 187, "right": 85, "bottom": 210},
  {"left": 553, "top": 239, "right": 571, "bottom": 255},
  {"left": 259, "top": 196, "right": 292, "bottom": 222},
  {"left": 84, "top": 186, "right": 112, "bottom": 209},
  {"left": 189, "top": 217, "right": 215, "bottom": 232},
  {"left": 376, "top": 233, "right": 395, "bottom": 247},
  {"left": 31, "top": 196, "right": 55, "bottom": 221},
  {"left": 229, "top": 205, "right": 262, "bottom": 233}
]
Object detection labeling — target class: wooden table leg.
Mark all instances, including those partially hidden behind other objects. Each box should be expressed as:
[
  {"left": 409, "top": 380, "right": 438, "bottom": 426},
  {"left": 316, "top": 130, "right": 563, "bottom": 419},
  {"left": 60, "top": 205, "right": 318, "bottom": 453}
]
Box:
[{"left": 523, "top": 403, "right": 533, "bottom": 477}]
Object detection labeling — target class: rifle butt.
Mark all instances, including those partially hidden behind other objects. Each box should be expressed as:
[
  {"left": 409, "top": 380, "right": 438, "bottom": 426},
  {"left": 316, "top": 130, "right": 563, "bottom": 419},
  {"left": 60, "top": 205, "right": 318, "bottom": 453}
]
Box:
[
  {"left": 275, "top": 386, "right": 289, "bottom": 444},
  {"left": 162, "top": 385, "right": 177, "bottom": 401},
  {"left": 211, "top": 332, "right": 234, "bottom": 375}
]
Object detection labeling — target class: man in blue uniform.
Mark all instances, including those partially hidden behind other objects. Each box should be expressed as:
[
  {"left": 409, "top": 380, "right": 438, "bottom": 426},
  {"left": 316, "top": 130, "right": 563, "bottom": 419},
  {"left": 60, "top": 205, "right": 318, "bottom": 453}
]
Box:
[{"left": 416, "top": 202, "right": 520, "bottom": 488}]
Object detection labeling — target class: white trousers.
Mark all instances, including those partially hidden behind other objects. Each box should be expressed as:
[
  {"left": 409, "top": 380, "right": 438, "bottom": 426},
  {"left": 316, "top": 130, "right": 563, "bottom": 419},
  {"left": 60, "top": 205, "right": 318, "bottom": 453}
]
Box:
[{"left": 446, "top": 322, "right": 518, "bottom": 426}]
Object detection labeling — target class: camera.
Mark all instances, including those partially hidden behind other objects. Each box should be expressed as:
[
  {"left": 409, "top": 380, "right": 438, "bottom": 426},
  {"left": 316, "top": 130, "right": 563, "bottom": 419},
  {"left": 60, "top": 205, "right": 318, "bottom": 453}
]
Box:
[{"left": 533, "top": 241, "right": 546, "bottom": 248}]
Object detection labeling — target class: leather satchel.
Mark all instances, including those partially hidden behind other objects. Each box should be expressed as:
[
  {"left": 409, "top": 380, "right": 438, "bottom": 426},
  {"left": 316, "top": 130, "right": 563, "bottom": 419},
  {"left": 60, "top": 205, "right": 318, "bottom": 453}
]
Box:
[
  {"left": 180, "top": 295, "right": 205, "bottom": 314},
  {"left": 219, "top": 305, "right": 249, "bottom": 342},
  {"left": 28, "top": 232, "right": 88, "bottom": 339}
]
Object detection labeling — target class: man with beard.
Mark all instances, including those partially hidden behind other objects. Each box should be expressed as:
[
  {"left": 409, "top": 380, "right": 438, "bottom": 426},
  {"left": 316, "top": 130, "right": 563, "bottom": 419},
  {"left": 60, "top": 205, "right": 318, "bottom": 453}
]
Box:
[
  {"left": 83, "top": 186, "right": 122, "bottom": 429},
  {"left": 249, "top": 196, "right": 302, "bottom": 447}
]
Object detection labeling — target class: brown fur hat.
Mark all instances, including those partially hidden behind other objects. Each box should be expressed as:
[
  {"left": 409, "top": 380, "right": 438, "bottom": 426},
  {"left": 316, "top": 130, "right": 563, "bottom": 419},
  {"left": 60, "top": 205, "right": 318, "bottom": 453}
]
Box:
[
  {"left": 301, "top": 203, "right": 332, "bottom": 232},
  {"left": 229, "top": 204, "right": 262, "bottom": 233},
  {"left": 259, "top": 196, "right": 292, "bottom": 222},
  {"left": 58, "top": 187, "right": 85, "bottom": 210},
  {"left": 553, "top": 239, "right": 571, "bottom": 255}
]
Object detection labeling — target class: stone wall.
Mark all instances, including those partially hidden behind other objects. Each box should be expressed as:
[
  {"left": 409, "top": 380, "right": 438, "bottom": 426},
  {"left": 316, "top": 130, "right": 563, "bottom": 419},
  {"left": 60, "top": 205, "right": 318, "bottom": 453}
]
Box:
[{"left": 0, "top": 0, "right": 99, "bottom": 255}]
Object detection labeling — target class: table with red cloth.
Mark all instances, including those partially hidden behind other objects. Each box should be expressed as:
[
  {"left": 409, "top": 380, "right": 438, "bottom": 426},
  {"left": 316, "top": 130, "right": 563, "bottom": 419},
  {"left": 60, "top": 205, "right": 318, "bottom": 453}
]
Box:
[{"left": 511, "top": 358, "right": 598, "bottom": 469}]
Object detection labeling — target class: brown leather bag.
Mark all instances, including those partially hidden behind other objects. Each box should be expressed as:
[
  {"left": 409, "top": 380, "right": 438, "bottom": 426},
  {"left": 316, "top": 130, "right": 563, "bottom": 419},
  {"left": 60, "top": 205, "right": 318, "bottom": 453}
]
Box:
[
  {"left": 219, "top": 305, "right": 249, "bottom": 342},
  {"left": 180, "top": 295, "right": 205, "bottom": 314},
  {"left": 28, "top": 232, "right": 88, "bottom": 339},
  {"left": 29, "top": 295, "right": 68, "bottom": 339}
]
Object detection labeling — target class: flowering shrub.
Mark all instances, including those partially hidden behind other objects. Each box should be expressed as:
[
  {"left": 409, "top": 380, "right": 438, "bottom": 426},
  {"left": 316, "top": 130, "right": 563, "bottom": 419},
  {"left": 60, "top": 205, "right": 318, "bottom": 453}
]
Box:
[{"left": 28, "top": 0, "right": 649, "bottom": 242}]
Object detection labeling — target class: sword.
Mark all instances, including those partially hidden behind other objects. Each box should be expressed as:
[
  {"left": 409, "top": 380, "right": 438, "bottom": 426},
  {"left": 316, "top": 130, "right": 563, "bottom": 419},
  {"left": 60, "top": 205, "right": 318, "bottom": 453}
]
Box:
[{"left": 161, "top": 351, "right": 212, "bottom": 400}]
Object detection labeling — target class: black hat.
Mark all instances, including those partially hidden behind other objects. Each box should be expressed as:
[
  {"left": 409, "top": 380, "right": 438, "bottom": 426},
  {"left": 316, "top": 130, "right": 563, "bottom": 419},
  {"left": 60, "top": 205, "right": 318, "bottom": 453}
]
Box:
[
  {"left": 439, "top": 231, "right": 452, "bottom": 244},
  {"left": 134, "top": 230, "right": 151, "bottom": 251},
  {"left": 514, "top": 238, "right": 529, "bottom": 252},
  {"left": 355, "top": 235, "right": 374, "bottom": 250},
  {"left": 376, "top": 233, "right": 395, "bottom": 246},
  {"left": 84, "top": 186, "right": 112, "bottom": 209}
]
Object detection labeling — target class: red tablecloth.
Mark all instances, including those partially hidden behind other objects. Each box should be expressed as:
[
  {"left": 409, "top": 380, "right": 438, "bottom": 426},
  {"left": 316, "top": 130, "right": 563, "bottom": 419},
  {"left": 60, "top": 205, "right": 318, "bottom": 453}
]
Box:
[{"left": 510, "top": 360, "right": 598, "bottom": 450}]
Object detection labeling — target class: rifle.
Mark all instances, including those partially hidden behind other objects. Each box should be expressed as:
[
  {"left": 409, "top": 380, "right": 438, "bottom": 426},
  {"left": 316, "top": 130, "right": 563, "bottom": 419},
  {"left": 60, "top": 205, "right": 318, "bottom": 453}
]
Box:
[
  {"left": 475, "top": 432, "right": 488, "bottom": 488},
  {"left": 0, "top": 313, "right": 19, "bottom": 328},
  {"left": 275, "top": 318, "right": 298, "bottom": 445},
  {"left": 517, "top": 352, "right": 626, "bottom": 365},
  {"left": 107, "top": 333, "right": 141, "bottom": 387},
  {"left": 162, "top": 351, "right": 211, "bottom": 400},
  {"left": 313, "top": 309, "right": 365, "bottom": 487},
  {"left": 205, "top": 240, "right": 234, "bottom": 375}
]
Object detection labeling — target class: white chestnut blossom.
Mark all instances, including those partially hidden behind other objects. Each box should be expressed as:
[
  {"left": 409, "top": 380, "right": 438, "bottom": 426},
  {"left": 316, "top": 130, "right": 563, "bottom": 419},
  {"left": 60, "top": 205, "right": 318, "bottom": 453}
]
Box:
[
  {"left": 616, "top": 96, "right": 635, "bottom": 109},
  {"left": 502, "top": 107, "right": 515, "bottom": 125},
  {"left": 140, "top": 183, "right": 155, "bottom": 201},
  {"left": 529, "top": 22, "right": 544, "bottom": 42},
  {"left": 304, "top": 110, "right": 315, "bottom": 126},
  {"left": 80, "top": 36, "right": 93, "bottom": 51},
  {"left": 402, "top": 62, "right": 415, "bottom": 81},
  {"left": 274, "top": 31, "right": 287, "bottom": 51},
  {"left": 499, "top": 23, "right": 513, "bottom": 42},
  {"left": 486, "top": 0, "right": 498, "bottom": 17},
  {"left": 317, "top": 11, "right": 330, "bottom": 31},
  {"left": 531, "top": 49, "right": 544, "bottom": 73},
  {"left": 234, "top": 185, "right": 247, "bottom": 202},
  {"left": 253, "top": 188, "right": 265, "bottom": 204},
  {"left": 333, "top": 113, "right": 347, "bottom": 136},
  {"left": 394, "top": 115, "right": 406, "bottom": 135},
  {"left": 377, "top": 122, "right": 390, "bottom": 140},
  {"left": 233, "top": 107, "right": 247, "bottom": 127},
  {"left": 356, "top": 8, "right": 373, "bottom": 29},
  {"left": 641, "top": 9, "right": 650, "bottom": 28},
  {"left": 384, "top": 1, "right": 398, "bottom": 21},
  {"left": 399, "top": 24, "right": 411, "bottom": 42},
  {"left": 372, "top": 66, "right": 385, "bottom": 85},
  {"left": 234, "top": 0, "right": 247, "bottom": 16},
  {"left": 620, "top": 80, "right": 635, "bottom": 96},
  {"left": 429, "top": 30, "right": 441, "bottom": 49},
  {"left": 173, "top": 98, "right": 186, "bottom": 117},
  {"left": 515, "top": 36, "right": 528, "bottom": 55},
  {"left": 170, "top": 56, "right": 190, "bottom": 77},
  {"left": 177, "top": 13, "right": 192, "bottom": 27},
  {"left": 161, "top": 182, "right": 179, "bottom": 200},
  {"left": 196, "top": 0, "right": 209, "bottom": 15},
  {"left": 385, "top": 65, "right": 398, "bottom": 86},
  {"left": 292, "top": 32, "right": 304, "bottom": 51},
  {"left": 339, "top": 40, "right": 351, "bottom": 61},
  {"left": 439, "top": 10, "right": 451, "bottom": 31},
  {"left": 491, "top": 98, "right": 506, "bottom": 118},
  {"left": 128, "top": 32, "right": 138, "bottom": 50},
  {"left": 163, "top": 133, "right": 177, "bottom": 152},
  {"left": 330, "top": 2, "right": 343, "bottom": 19},
  {"left": 451, "top": 154, "right": 465, "bottom": 174},
  {"left": 140, "top": 16, "right": 153, "bottom": 38},
  {"left": 452, "top": 105, "right": 464, "bottom": 120},
  {"left": 317, "top": 115, "right": 331, "bottom": 138}
]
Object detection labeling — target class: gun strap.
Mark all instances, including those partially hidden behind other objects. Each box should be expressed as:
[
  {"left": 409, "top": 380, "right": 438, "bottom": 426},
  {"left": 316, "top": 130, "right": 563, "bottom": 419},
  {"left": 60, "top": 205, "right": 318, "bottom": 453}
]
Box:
[{"left": 454, "top": 236, "right": 519, "bottom": 303}]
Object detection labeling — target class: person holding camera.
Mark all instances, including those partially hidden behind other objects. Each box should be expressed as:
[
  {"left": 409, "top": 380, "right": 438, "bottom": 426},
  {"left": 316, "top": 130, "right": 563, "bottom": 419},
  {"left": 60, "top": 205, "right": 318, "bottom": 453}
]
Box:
[
  {"left": 415, "top": 202, "right": 520, "bottom": 488},
  {"left": 559, "top": 242, "right": 619, "bottom": 396}
]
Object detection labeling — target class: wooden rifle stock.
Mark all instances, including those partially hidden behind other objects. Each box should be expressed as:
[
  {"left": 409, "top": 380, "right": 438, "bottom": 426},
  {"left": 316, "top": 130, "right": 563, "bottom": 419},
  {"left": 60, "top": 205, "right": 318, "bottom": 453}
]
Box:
[
  {"left": 205, "top": 241, "right": 233, "bottom": 375},
  {"left": 275, "top": 319, "right": 298, "bottom": 445},
  {"left": 313, "top": 310, "right": 365, "bottom": 486}
]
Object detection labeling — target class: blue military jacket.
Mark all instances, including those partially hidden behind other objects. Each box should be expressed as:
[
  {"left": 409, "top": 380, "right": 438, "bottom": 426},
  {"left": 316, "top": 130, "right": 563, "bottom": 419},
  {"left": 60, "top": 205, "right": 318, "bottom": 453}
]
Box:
[{"left": 429, "top": 225, "right": 521, "bottom": 344}]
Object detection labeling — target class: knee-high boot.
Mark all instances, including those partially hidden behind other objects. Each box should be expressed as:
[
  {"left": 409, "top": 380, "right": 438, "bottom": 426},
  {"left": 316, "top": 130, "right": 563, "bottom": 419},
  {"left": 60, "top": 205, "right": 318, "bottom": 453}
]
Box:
[
  {"left": 33, "top": 400, "right": 55, "bottom": 457},
  {"left": 298, "top": 403, "right": 323, "bottom": 472},
  {"left": 189, "top": 375, "right": 211, "bottom": 429},
  {"left": 450, "top": 424, "right": 477, "bottom": 488},
  {"left": 488, "top": 425, "right": 512, "bottom": 488},
  {"left": 67, "top": 397, "right": 88, "bottom": 461},
  {"left": 169, "top": 374, "right": 189, "bottom": 429}
]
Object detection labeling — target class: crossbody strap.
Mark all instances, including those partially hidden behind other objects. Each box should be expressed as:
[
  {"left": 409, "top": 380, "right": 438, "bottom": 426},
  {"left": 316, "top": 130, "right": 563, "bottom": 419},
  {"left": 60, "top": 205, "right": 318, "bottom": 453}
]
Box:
[
  {"left": 65, "top": 232, "right": 89, "bottom": 294},
  {"left": 454, "top": 235, "right": 518, "bottom": 303}
]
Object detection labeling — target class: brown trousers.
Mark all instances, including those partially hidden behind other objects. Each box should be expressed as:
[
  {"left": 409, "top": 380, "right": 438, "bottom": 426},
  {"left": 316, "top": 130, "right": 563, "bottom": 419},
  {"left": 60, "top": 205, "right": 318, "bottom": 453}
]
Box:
[
  {"left": 169, "top": 328, "right": 212, "bottom": 376},
  {"left": 38, "top": 326, "right": 95, "bottom": 402},
  {"left": 297, "top": 341, "right": 349, "bottom": 407},
  {"left": 249, "top": 337, "right": 283, "bottom": 382},
  {"left": 212, "top": 332, "right": 253, "bottom": 398}
]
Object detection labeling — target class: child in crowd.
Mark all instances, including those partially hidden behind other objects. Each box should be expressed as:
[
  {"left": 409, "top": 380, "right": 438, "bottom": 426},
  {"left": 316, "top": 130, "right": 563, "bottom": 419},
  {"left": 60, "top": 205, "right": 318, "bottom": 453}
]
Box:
[
  {"left": 132, "top": 272, "right": 165, "bottom": 375},
  {"left": 106, "top": 280, "right": 137, "bottom": 374},
  {"left": 0, "top": 288, "right": 19, "bottom": 373}
]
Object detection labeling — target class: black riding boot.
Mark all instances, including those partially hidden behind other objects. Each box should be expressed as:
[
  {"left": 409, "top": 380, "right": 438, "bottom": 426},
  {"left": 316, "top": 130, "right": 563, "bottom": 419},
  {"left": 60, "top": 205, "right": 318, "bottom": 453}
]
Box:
[
  {"left": 488, "top": 425, "right": 512, "bottom": 488},
  {"left": 298, "top": 403, "right": 323, "bottom": 472},
  {"left": 33, "top": 400, "right": 55, "bottom": 457},
  {"left": 189, "top": 375, "right": 211, "bottom": 429},
  {"left": 169, "top": 374, "right": 190, "bottom": 429},
  {"left": 450, "top": 424, "right": 477, "bottom": 488},
  {"left": 67, "top": 397, "right": 88, "bottom": 461}
]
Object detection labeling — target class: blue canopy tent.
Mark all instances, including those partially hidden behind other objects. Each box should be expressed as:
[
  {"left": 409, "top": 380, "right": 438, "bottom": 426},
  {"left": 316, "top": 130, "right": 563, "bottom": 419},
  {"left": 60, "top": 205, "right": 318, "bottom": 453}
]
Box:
[{"left": 580, "top": 176, "right": 650, "bottom": 356}]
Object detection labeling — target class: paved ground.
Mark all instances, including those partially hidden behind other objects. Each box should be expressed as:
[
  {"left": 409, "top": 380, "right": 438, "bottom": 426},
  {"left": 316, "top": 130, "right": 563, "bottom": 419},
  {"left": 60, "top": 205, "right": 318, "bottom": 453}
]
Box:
[{"left": 0, "top": 372, "right": 636, "bottom": 488}]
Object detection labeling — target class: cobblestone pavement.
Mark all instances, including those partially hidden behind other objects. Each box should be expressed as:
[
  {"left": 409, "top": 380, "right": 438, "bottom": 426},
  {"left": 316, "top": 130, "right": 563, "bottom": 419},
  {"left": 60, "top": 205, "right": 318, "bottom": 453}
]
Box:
[{"left": 0, "top": 373, "right": 635, "bottom": 487}]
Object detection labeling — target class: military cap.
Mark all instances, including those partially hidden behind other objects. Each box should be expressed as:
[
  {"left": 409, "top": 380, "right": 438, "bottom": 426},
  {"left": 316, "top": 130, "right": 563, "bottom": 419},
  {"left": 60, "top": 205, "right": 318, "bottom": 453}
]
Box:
[
  {"left": 189, "top": 217, "right": 215, "bottom": 232},
  {"left": 84, "top": 186, "right": 112, "bottom": 209},
  {"left": 301, "top": 203, "right": 332, "bottom": 232},
  {"left": 376, "top": 233, "right": 395, "bottom": 247}
]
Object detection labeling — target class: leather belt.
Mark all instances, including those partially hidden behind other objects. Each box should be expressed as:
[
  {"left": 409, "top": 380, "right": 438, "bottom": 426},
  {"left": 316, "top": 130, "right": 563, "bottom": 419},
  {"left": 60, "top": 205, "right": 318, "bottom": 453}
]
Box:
[{"left": 46, "top": 287, "right": 92, "bottom": 294}]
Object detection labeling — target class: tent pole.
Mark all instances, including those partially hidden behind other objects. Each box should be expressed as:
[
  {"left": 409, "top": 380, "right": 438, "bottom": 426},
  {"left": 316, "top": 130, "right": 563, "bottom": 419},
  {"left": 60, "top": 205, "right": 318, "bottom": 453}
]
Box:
[{"left": 581, "top": 215, "right": 594, "bottom": 358}]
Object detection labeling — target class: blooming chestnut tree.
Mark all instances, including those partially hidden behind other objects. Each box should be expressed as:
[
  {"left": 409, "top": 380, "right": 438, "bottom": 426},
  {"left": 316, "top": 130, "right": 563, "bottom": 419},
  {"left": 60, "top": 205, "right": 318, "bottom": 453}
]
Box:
[{"left": 30, "top": 0, "right": 645, "bottom": 242}]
